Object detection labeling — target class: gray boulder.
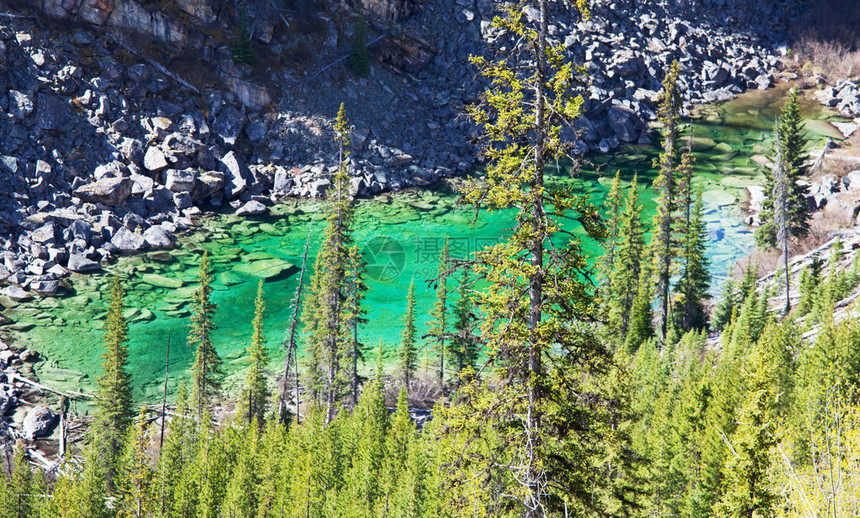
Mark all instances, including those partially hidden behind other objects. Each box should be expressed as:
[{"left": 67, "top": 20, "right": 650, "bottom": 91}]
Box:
[
  {"left": 111, "top": 227, "right": 148, "bottom": 252},
  {"left": 236, "top": 200, "right": 267, "bottom": 216},
  {"left": 163, "top": 133, "right": 204, "bottom": 155},
  {"left": 31, "top": 222, "right": 58, "bottom": 244},
  {"left": 6, "top": 286, "right": 30, "bottom": 301},
  {"left": 165, "top": 169, "right": 197, "bottom": 192},
  {"left": 22, "top": 406, "right": 57, "bottom": 440},
  {"left": 143, "top": 225, "right": 174, "bottom": 249},
  {"left": 67, "top": 253, "right": 100, "bottom": 272},
  {"left": 37, "top": 93, "right": 71, "bottom": 131},
  {"left": 144, "top": 146, "right": 169, "bottom": 172},
  {"left": 74, "top": 177, "right": 133, "bottom": 206},
  {"left": 195, "top": 171, "right": 225, "bottom": 200},
  {"left": 219, "top": 151, "right": 251, "bottom": 199},
  {"left": 120, "top": 138, "right": 145, "bottom": 164},
  {"left": 30, "top": 279, "right": 59, "bottom": 294},
  {"left": 274, "top": 169, "right": 293, "bottom": 193}
]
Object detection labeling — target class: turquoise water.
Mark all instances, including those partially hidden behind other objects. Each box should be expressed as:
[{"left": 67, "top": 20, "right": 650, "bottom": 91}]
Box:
[{"left": 2, "top": 84, "right": 846, "bottom": 402}]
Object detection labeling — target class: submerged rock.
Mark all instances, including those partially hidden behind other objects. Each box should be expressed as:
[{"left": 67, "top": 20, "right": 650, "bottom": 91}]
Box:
[
  {"left": 233, "top": 258, "right": 294, "bottom": 279},
  {"left": 141, "top": 273, "right": 183, "bottom": 288}
]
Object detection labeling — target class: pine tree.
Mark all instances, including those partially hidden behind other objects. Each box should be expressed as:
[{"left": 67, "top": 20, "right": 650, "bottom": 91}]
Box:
[
  {"left": 398, "top": 278, "right": 418, "bottom": 389},
  {"left": 626, "top": 256, "right": 655, "bottom": 352},
  {"left": 756, "top": 86, "right": 811, "bottom": 248},
  {"left": 601, "top": 170, "right": 623, "bottom": 292},
  {"left": 712, "top": 267, "right": 737, "bottom": 332},
  {"left": 652, "top": 61, "right": 682, "bottom": 343},
  {"left": 674, "top": 180, "right": 711, "bottom": 332},
  {"left": 714, "top": 339, "right": 780, "bottom": 518},
  {"left": 346, "top": 378, "right": 389, "bottom": 516},
  {"left": 448, "top": 1, "right": 628, "bottom": 514},
  {"left": 241, "top": 281, "right": 270, "bottom": 425},
  {"left": 92, "top": 275, "right": 134, "bottom": 487},
  {"left": 344, "top": 243, "right": 369, "bottom": 407},
  {"left": 116, "top": 408, "right": 155, "bottom": 518},
  {"left": 303, "top": 103, "right": 360, "bottom": 422},
  {"left": 348, "top": 6, "right": 370, "bottom": 77},
  {"left": 9, "top": 443, "right": 32, "bottom": 518},
  {"left": 231, "top": 6, "right": 258, "bottom": 65},
  {"left": 156, "top": 383, "right": 195, "bottom": 517},
  {"left": 447, "top": 268, "right": 480, "bottom": 388},
  {"left": 426, "top": 238, "right": 450, "bottom": 386},
  {"left": 607, "top": 173, "right": 645, "bottom": 339},
  {"left": 189, "top": 251, "right": 222, "bottom": 418},
  {"left": 222, "top": 423, "right": 261, "bottom": 518}
]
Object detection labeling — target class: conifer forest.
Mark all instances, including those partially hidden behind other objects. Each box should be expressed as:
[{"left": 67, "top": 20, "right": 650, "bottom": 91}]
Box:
[{"left": 3, "top": 0, "right": 860, "bottom": 517}]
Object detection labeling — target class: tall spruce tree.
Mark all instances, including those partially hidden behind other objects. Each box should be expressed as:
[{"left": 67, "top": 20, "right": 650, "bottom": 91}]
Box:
[
  {"left": 116, "top": 407, "right": 155, "bottom": 518},
  {"left": 303, "top": 103, "right": 363, "bottom": 421},
  {"left": 652, "top": 61, "right": 682, "bottom": 343},
  {"left": 447, "top": 268, "right": 480, "bottom": 388},
  {"left": 344, "top": 244, "right": 369, "bottom": 406},
  {"left": 756, "top": 86, "right": 811, "bottom": 248},
  {"left": 398, "top": 278, "right": 418, "bottom": 388},
  {"left": 607, "top": 173, "right": 645, "bottom": 339},
  {"left": 92, "top": 275, "right": 134, "bottom": 487},
  {"left": 674, "top": 181, "right": 711, "bottom": 332},
  {"left": 189, "top": 251, "right": 222, "bottom": 418},
  {"left": 601, "top": 171, "right": 623, "bottom": 292},
  {"left": 241, "top": 281, "right": 270, "bottom": 425},
  {"left": 426, "top": 238, "right": 450, "bottom": 385},
  {"left": 714, "top": 338, "right": 780, "bottom": 518},
  {"left": 445, "top": 1, "right": 629, "bottom": 515}
]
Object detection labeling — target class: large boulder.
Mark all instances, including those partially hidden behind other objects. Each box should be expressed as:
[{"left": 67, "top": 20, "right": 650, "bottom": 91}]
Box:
[
  {"left": 111, "top": 227, "right": 148, "bottom": 252},
  {"left": 144, "top": 146, "right": 169, "bottom": 172},
  {"left": 165, "top": 169, "right": 197, "bottom": 192},
  {"left": 74, "top": 177, "right": 133, "bottom": 206},
  {"left": 143, "top": 225, "right": 174, "bottom": 249},
  {"left": 67, "top": 253, "right": 100, "bottom": 272},
  {"left": 22, "top": 406, "right": 57, "bottom": 440},
  {"left": 236, "top": 200, "right": 267, "bottom": 216},
  {"left": 219, "top": 151, "right": 251, "bottom": 199},
  {"left": 162, "top": 132, "right": 204, "bottom": 156}
]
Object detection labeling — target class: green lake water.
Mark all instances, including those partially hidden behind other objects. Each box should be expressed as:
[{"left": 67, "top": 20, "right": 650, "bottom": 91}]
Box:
[{"left": 2, "top": 83, "right": 847, "bottom": 402}]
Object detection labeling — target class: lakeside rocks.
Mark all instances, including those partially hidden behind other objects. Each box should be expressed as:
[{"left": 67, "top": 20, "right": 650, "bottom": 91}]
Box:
[{"left": 0, "top": 0, "right": 811, "bottom": 306}]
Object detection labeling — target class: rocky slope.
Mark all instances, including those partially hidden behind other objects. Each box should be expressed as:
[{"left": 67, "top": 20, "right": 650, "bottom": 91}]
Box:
[{"left": 0, "top": 0, "right": 804, "bottom": 303}]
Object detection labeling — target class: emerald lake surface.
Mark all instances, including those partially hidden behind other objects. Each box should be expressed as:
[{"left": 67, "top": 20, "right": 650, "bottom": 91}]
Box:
[{"left": 3, "top": 84, "right": 847, "bottom": 402}]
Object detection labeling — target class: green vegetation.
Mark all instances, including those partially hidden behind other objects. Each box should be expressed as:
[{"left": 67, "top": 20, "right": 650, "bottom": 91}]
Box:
[
  {"left": 756, "top": 86, "right": 811, "bottom": 249},
  {"left": 347, "top": 6, "right": 371, "bottom": 77},
  {"left": 189, "top": 251, "right": 222, "bottom": 418},
  {"left": 6, "top": 6, "right": 860, "bottom": 518}
]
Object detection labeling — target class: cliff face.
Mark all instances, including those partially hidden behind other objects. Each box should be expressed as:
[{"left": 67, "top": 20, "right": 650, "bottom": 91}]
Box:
[{"left": 37, "top": 0, "right": 217, "bottom": 48}]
